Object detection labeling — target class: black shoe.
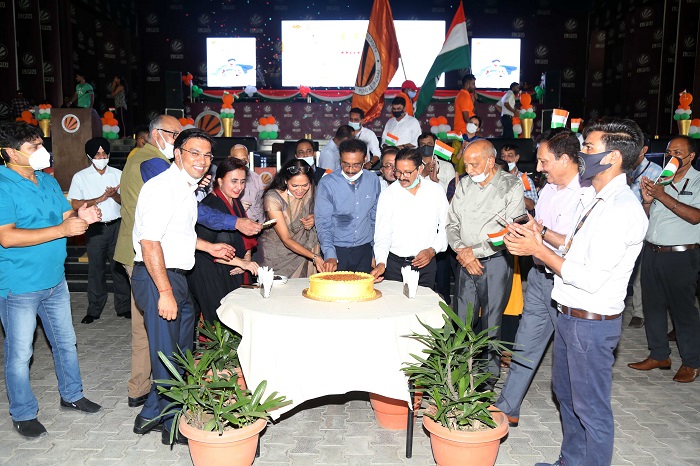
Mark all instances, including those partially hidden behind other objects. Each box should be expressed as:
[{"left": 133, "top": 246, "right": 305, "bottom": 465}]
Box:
[
  {"left": 13, "top": 418, "right": 47, "bottom": 438},
  {"left": 81, "top": 315, "right": 99, "bottom": 324},
  {"left": 162, "top": 427, "right": 188, "bottom": 445},
  {"left": 60, "top": 397, "right": 102, "bottom": 413},
  {"left": 628, "top": 316, "right": 645, "bottom": 328},
  {"left": 133, "top": 414, "right": 163, "bottom": 434},
  {"left": 119, "top": 312, "right": 132, "bottom": 319},
  {"left": 128, "top": 393, "right": 149, "bottom": 408}
]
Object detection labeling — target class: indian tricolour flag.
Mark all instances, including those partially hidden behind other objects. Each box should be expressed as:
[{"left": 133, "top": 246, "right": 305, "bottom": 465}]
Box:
[
  {"left": 487, "top": 227, "right": 508, "bottom": 247},
  {"left": 520, "top": 173, "right": 532, "bottom": 191},
  {"left": 656, "top": 156, "right": 681, "bottom": 185},
  {"left": 551, "top": 109, "right": 569, "bottom": 128},
  {"left": 446, "top": 131, "right": 463, "bottom": 141},
  {"left": 433, "top": 140, "right": 453, "bottom": 161},
  {"left": 570, "top": 118, "right": 583, "bottom": 132},
  {"left": 384, "top": 133, "right": 399, "bottom": 146}
]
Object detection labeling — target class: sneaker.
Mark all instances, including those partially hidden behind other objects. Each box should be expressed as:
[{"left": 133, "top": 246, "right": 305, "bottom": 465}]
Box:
[
  {"left": 13, "top": 418, "right": 47, "bottom": 438},
  {"left": 60, "top": 397, "right": 102, "bottom": 413},
  {"left": 535, "top": 455, "right": 564, "bottom": 466}
]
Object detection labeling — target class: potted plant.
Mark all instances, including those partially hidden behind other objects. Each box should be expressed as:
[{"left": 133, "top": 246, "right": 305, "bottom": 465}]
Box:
[
  {"left": 402, "top": 302, "right": 509, "bottom": 466},
  {"left": 156, "top": 349, "right": 291, "bottom": 466},
  {"left": 198, "top": 320, "right": 246, "bottom": 388}
]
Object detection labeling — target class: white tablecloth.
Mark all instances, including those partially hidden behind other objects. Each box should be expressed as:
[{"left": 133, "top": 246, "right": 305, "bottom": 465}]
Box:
[{"left": 217, "top": 278, "right": 445, "bottom": 419}]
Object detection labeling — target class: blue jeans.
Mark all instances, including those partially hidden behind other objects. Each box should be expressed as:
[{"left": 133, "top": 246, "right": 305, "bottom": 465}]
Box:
[
  {"left": 496, "top": 267, "right": 558, "bottom": 418},
  {"left": 553, "top": 312, "right": 621, "bottom": 466},
  {"left": 0, "top": 278, "right": 84, "bottom": 421}
]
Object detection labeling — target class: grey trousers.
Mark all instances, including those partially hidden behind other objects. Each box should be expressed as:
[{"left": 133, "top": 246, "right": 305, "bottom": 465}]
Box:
[
  {"left": 496, "top": 267, "right": 558, "bottom": 418},
  {"left": 456, "top": 253, "right": 513, "bottom": 378}
]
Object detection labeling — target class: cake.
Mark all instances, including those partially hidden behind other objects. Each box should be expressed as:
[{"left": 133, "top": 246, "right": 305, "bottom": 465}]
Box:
[{"left": 306, "top": 271, "right": 376, "bottom": 301}]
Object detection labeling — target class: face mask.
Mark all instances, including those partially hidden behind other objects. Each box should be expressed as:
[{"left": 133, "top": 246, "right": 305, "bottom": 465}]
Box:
[
  {"left": 419, "top": 145, "right": 434, "bottom": 157},
  {"left": 157, "top": 130, "right": 175, "bottom": 160},
  {"left": 348, "top": 121, "right": 361, "bottom": 131},
  {"left": 91, "top": 157, "right": 109, "bottom": 170},
  {"left": 579, "top": 150, "right": 612, "bottom": 180},
  {"left": 407, "top": 90, "right": 417, "bottom": 99},
  {"left": 10, "top": 147, "right": 52, "bottom": 170},
  {"left": 507, "top": 162, "right": 517, "bottom": 172},
  {"left": 392, "top": 111, "right": 404, "bottom": 119},
  {"left": 469, "top": 166, "right": 489, "bottom": 183},
  {"left": 405, "top": 175, "right": 420, "bottom": 189},
  {"left": 342, "top": 170, "right": 363, "bottom": 182},
  {"left": 466, "top": 123, "right": 478, "bottom": 134},
  {"left": 301, "top": 156, "right": 315, "bottom": 167},
  {"left": 177, "top": 160, "right": 202, "bottom": 186}
]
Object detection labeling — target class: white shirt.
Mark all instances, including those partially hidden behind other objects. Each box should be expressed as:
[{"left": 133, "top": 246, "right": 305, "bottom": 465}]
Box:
[
  {"left": 379, "top": 177, "right": 390, "bottom": 191},
  {"left": 241, "top": 169, "right": 266, "bottom": 223},
  {"left": 374, "top": 177, "right": 448, "bottom": 264},
  {"left": 434, "top": 159, "right": 456, "bottom": 193},
  {"left": 356, "top": 126, "right": 381, "bottom": 160},
  {"left": 67, "top": 164, "right": 122, "bottom": 222},
  {"left": 318, "top": 140, "right": 341, "bottom": 172},
  {"left": 381, "top": 115, "right": 422, "bottom": 148},
  {"left": 133, "top": 164, "right": 198, "bottom": 270},
  {"left": 552, "top": 174, "right": 648, "bottom": 315},
  {"left": 499, "top": 90, "right": 515, "bottom": 117}
]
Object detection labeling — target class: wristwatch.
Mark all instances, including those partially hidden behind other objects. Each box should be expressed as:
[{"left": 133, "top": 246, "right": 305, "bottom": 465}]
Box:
[{"left": 540, "top": 226, "right": 548, "bottom": 239}]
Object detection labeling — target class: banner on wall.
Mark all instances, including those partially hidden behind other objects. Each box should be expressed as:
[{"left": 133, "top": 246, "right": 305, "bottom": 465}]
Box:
[
  {"left": 15, "top": 0, "right": 44, "bottom": 102},
  {"left": 0, "top": 1, "right": 17, "bottom": 115},
  {"left": 40, "top": 0, "right": 63, "bottom": 107}
]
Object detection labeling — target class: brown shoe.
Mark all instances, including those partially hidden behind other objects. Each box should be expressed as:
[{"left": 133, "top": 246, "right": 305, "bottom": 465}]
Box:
[
  {"left": 628, "top": 358, "right": 672, "bottom": 371},
  {"left": 673, "top": 365, "right": 700, "bottom": 383},
  {"left": 506, "top": 414, "right": 519, "bottom": 427},
  {"left": 668, "top": 329, "right": 676, "bottom": 341}
]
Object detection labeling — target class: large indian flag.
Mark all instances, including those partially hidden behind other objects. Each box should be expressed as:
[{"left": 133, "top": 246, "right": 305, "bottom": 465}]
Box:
[
  {"left": 656, "top": 156, "right": 680, "bottom": 185},
  {"left": 487, "top": 227, "right": 508, "bottom": 247},
  {"left": 433, "top": 140, "right": 453, "bottom": 161},
  {"left": 414, "top": 1, "right": 470, "bottom": 117},
  {"left": 551, "top": 109, "right": 569, "bottom": 128}
]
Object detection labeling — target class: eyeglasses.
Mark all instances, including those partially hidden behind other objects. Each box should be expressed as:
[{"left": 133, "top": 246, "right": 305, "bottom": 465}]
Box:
[
  {"left": 287, "top": 165, "right": 311, "bottom": 175},
  {"left": 158, "top": 128, "right": 180, "bottom": 139},
  {"left": 381, "top": 163, "right": 395, "bottom": 169},
  {"left": 393, "top": 167, "right": 419, "bottom": 178},
  {"left": 181, "top": 147, "right": 214, "bottom": 161},
  {"left": 341, "top": 162, "right": 363, "bottom": 170}
]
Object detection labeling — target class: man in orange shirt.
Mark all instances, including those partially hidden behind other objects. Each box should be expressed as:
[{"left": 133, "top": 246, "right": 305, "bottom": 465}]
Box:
[
  {"left": 453, "top": 74, "right": 476, "bottom": 135},
  {"left": 397, "top": 80, "right": 419, "bottom": 116}
]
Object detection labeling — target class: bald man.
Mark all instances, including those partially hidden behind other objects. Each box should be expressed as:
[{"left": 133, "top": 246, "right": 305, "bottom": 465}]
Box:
[
  {"left": 229, "top": 144, "right": 265, "bottom": 223},
  {"left": 446, "top": 139, "right": 525, "bottom": 383}
]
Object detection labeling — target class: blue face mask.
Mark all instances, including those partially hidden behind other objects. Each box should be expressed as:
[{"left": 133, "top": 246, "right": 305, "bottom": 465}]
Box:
[
  {"left": 404, "top": 175, "right": 420, "bottom": 189},
  {"left": 579, "top": 150, "right": 612, "bottom": 180}
]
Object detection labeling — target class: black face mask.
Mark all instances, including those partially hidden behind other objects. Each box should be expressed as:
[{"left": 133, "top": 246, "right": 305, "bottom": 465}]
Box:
[
  {"left": 419, "top": 145, "right": 434, "bottom": 157},
  {"left": 392, "top": 111, "right": 404, "bottom": 119},
  {"left": 579, "top": 150, "right": 612, "bottom": 180}
]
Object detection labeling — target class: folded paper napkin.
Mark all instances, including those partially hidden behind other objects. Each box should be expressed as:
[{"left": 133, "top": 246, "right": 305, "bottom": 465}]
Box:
[
  {"left": 259, "top": 266, "right": 274, "bottom": 298},
  {"left": 401, "top": 266, "right": 420, "bottom": 299}
]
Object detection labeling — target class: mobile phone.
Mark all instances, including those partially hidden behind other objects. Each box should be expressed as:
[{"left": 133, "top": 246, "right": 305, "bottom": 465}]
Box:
[
  {"left": 262, "top": 219, "right": 278, "bottom": 228},
  {"left": 512, "top": 213, "right": 529, "bottom": 225}
]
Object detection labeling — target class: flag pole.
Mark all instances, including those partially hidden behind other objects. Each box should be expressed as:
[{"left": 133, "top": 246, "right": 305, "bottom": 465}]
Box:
[{"left": 399, "top": 55, "right": 408, "bottom": 81}]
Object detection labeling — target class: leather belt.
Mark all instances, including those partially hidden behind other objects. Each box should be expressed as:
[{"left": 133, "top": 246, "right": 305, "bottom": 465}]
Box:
[
  {"left": 479, "top": 250, "right": 504, "bottom": 262},
  {"left": 101, "top": 218, "right": 120, "bottom": 226},
  {"left": 558, "top": 304, "right": 621, "bottom": 321},
  {"left": 533, "top": 264, "right": 554, "bottom": 278},
  {"left": 388, "top": 252, "right": 414, "bottom": 263},
  {"left": 133, "top": 261, "right": 188, "bottom": 275},
  {"left": 645, "top": 241, "right": 700, "bottom": 253}
]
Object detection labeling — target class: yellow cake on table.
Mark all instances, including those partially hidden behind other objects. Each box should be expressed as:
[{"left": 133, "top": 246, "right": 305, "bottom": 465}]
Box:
[{"left": 306, "top": 271, "right": 376, "bottom": 301}]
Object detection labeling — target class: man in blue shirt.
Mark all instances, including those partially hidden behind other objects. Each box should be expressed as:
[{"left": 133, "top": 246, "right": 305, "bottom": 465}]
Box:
[
  {"left": 315, "top": 139, "right": 380, "bottom": 273},
  {"left": 0, "top": 122, "right": 102, "bottom": 438}
]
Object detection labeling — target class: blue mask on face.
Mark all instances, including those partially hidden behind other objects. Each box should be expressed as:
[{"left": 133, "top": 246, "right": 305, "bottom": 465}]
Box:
[{"left": 579, "top": 150, "right": 612, "bottom": 180}]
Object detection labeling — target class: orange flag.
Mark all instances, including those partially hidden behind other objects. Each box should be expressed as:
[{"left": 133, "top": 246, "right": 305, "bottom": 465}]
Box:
[{"left": 351, "top": 0, "right": 401, "bottom": 123}]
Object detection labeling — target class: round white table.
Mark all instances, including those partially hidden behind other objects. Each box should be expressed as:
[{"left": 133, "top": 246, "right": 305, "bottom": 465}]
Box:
[{"left": 217, "top": 278, "right": 445, "bottom": 419}]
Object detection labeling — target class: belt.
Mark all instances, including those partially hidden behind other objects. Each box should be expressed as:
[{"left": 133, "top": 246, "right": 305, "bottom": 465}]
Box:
[
  {"left": 533, "top": 264, "right": 554, "bottom": 278},
  {"left": 645, "top": 241, "right": 700, "bottom": 253},
  {"left": 558, "top": 304, "right": 621, "bottom": 321},
  {"left": 91, "top": 218, "right": 119, "bottom": 226},
  {"left": 388, "top": 252, "right": 414, "bottom": 263},
  {"left": 478, "top": 250, "right": 504, "bottom": 262},
  {"left": 133, "top": 261, "right": 188, "bottom": 275}
]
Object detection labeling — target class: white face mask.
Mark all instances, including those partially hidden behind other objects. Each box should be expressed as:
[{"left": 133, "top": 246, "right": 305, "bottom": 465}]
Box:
[
  {"left": 342, "top": 170, "right": 363, "bottom": 182},
  {"left": 469, "top": 166, "right": 489, "bottom": 183},
  {"left": 407, "top": 90, "right": 417, "bottom": 99},
  {"left": 17, "top": 147, "right": 52, "bottom": 170},
  {"left": 348, "top": 121, "right": 361, "bottom": 131},
  {"left": 157, "top": 130, "right": 175, "bottom": 160},
  {"left": 507, "top": 162, "right": 517, "bottom": 172},
  {"left": 301, "top": 156, "right": 315, "bottom": 167},
  {"left": 177, "top": 160, "right": 202, "bottom": 186},
  {"left": 91, "top": 157, "right": 109, "bottom": 170},
  {"left": 466, "top": 123, "right": 478, "bottom": 134}
]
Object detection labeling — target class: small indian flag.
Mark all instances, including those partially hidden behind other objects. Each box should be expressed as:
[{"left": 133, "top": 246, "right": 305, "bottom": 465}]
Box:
[
  {"left": 446, "top": 131, "right": 463, "bottom": 141},
  {"left": 551, "top": 108, "right": 569, "bottom": 128},
  {"left": 570, "top": 118, "right": 583, "bottom": 132},
  {"left": 433, "top": 140, "right": 454, "bottom": 161},
  {"left": 656, "top": 156, "right": 680, "bottom": 185},
  {"left": 487, "top": 227, "right": 508, "bottom": 247},
  {"left": 384, "top": 132, "right": 399, "bottom": 146},
  {"left": 520, "top": 173, "right": 532, "bottom": 191}
]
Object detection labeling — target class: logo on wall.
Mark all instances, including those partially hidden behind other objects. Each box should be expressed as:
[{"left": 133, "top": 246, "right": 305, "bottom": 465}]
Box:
[
  {"left": 145, "top": 13, "right": 159, "bottom": 32},
  {"left": 597, "top": 31, "right": 606, "bottom": 42},
  {"left": 43, "top": 62, "right": 53, "bottom": 75},
  {"left": 22, "top": 53, "right": 35, "bottom": 67},
  {"left": 512, "top": 18, "right": 524, "bottom": 31},
  {"left": 304, "top": 105, "right": 312, "bottom": 113},
  {"left": 333, "top": 119, "right": 341, "bottom": 127},
  {"left": 637, "top": 53, "right": 650, "bottom": 73},
  {"left": 634, "top": 99, "right": 648, "bottom": 117},
  {"left": 72, "top": 51, "right": 79, "bottom": 63},
  {"left": 562, "top": 68, "right": 575, "bottom": 81},
  {"left": 243, "top": 105, "right": 252, "bottom": 113},
  {"left": 0, "top": 43, "right": 8, "bottom": 61},
  {"left": 78, "top": 31, "right": 85, "bottom": 43},
  {"left": 147, "top": 111, "right": 159, "bottom": 122},
  {"left": 564, "top": 19, "right": 577, "bottom": 32},
  {"left": 265, "top": 105, "right": 273, "bottom": 113},
  {"left": 88, "top": 38, "right": 95, "bottom": 49},
  {"left": 653, "top": 29, "right": 663, "bottom": 42},
  {"left": 40, "top": 9, "right": 50, "bottom": 23},
  {"left": 104, "top": 42, "right": 115, "bottom": 59},
  {"left": 170, "top": 39, "right": 184, "bottom": 59},
  {"left": 198, "top": 13, "right": 211, "bottom": 33},
  {"left": 640, "top": 8, "right": 653, "bottom": 20},
  {"left": 61, "top": 114, "right": 81, "bottom": 133},
  {"left": 146, "top": 62, "right": 161, "bottom": 82},
  {"left": 313, "top": 120, "right": 321, "bottom": 127},
  {"left": 685, "top": 36, "right": 696, "bottom": 49},
  {"left": 589, "top": 109, "right": 599, "bottom": 119},
  {"left": 535, "top": 45, "right": 549, "bottom": 64},
  {"left": 198, "top": 62, "right": 207, "bottom": 76},
  {"left": 373, "top": 119, "right": 382, "bottom": 128},
  {"left": 250, "top": 14, "right": 263, "bottom": 26},
  {"left": 465, "top": 18, "right": 473, "bottom": 31},
  {"left": 324, "top": 104, "right": 333, "bottom": 113},
  {"left": 284, "top": 105, "right": 292, "bottom": 113},
  {"left": 18, "top": 0, "right": 30, "bottom": 11},
  {"left": 0, "top": 103, "right": 9, "bottom": 119},
  {"left": 97, "top": 61, "right": 105, "bottom": 78},
  {"left": 95, "top": 20, "right": 102, "bottom": 31},
  {"left": 650, "top": 75, "right": 660, "bottom": 87},
  {"left": 292, "top": 120, "right": 300, "bottom": 128},
  {"left": 593, "top": 71, "right": 603, "bottom": 81}
]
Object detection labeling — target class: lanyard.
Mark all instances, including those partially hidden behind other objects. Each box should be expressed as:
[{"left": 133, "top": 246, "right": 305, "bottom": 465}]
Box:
[
  {"left": 630, "top": 160, "right": 651, "bottom": 184},
  {"left": 563, "top": 199, "right": 602, "bottom": 256},
  {"left": 669, "top": 178, "right": 689, "bottom": 195}
]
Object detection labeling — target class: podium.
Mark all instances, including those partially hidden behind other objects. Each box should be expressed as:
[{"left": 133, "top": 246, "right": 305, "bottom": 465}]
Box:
[{"left": 51, "top": 108, "right": 102, "bottom": 190}]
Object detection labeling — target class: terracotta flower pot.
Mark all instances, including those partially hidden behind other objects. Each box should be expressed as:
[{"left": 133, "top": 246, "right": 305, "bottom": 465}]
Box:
[
  {"left": 423, "top": 411, "right": 509, "bottom": 466},
  {"left": 179, "top": 417, "right": 266, "bottom": 466},
  {"left": 368, "top": 392, "right": 422, "bottom": 430}
]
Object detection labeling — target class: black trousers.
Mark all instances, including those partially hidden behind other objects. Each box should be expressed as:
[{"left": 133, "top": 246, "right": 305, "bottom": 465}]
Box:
[
  {"left": 641, "top": 247, "right": 700, "bottom": 368},
  {"left": 434, "top": 250, "right": 453, "bottom": 303},
  {"left": 385, "top": 252, "right": 437, "bottom": 288},
  {"left": 86, "top": 220, "right": 131, "bottom": 317},
  {"left": 336, "top": 243, "right": 373, "bottom": 273},
  {"left": 500, "top": 115, "right": 514, "bottom": 138}
]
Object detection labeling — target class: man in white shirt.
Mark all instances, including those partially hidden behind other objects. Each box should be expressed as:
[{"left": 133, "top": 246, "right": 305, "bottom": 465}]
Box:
[
  {"left": 378, "top": 146, "right": 398, "bottom": 191},
  {"left": 497, "top": 82, "right": 519, "bottom": 138},
  {"left": 371, "top": 148, "right": 448, "bottom": 287},
  {"left": 131, "top": 129, "right": 235, "bottom": 445},
  {"left": 229, "top": 144, "right": 265, "bottom": 223},
  {"left": 499, "top": 144, "right": 538, "bottom": 212},
  {"left": 68, "top": 137, "right": 130, "bottom": 324},
  {"left": 417, "top": 132, "right": 456, "bottom": 193},
  {"left": 381, "top": 96, "right": 422, "bottom": 149},
  {"left": 505, "top": 119, "right": 648, "bottom": 466},
  {"left": 495, "top": 128, "right": 586, "bottom": 428},
  {"left": 348, "top": 107, "right": 381, "bottom": 167},
  {"left": 317, "top": 125, "right": 354, "bottom": 173}
]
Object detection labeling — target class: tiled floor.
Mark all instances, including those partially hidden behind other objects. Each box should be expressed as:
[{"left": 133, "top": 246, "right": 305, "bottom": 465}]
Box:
[{"left": 0, "top": 293, "right": 698, "bottom": 465}]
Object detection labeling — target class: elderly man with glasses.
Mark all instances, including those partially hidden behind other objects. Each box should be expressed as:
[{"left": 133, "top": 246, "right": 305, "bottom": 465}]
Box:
[{"left": 315, "top": 139, "right": 380, "bottom": 273}]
